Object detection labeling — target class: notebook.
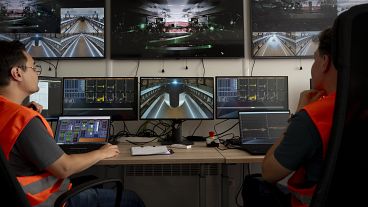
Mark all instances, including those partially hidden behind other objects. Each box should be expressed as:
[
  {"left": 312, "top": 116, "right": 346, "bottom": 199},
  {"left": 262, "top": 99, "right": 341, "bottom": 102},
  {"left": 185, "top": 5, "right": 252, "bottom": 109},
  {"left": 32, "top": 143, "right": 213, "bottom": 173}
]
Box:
[
  {"left": 238, "top": 111, "right": 290, "bottom": 155},
  {"left": 55, "top": 116, "right": 111, "bottom": 154}
]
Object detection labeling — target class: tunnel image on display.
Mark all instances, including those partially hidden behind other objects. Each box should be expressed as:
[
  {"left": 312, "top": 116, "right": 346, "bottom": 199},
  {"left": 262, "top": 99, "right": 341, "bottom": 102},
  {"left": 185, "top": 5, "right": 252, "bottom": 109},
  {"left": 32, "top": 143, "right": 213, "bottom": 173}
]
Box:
[{"left": 140, "top": 77, "right": 214, "bottom": 120}]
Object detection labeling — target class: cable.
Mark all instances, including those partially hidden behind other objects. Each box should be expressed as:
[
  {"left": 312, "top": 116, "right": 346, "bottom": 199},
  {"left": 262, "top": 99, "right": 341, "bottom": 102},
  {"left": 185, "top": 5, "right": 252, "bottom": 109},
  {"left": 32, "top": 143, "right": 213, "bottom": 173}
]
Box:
[
  {"left": 250, "top": 59, "right": 256, "bottom": 76},
  {"left": 135, "top": 59, "right": 140, "bottom": 77},
  {"left": 299, "top": 58, "right": 303, "bottom": 70},
  {"left": 214, "top": 119, "right": 229, "bottom": 137},
  {"left": 201, "top": 59, "right": 206, "bottom": 77},
  {"left": 185, "top": 58, "right": 188, "bottom": 70},
  {"left": 191, "top": 120, "right": 202, "bottom": 136}
]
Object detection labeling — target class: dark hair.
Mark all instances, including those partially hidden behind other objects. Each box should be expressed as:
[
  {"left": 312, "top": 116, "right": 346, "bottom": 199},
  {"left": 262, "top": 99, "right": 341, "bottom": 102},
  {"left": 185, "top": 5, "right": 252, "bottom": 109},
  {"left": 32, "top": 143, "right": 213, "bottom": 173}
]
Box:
[
  {"left": 0, "top": 40, "right": 27, "bottom": 87},
  {"left": 318, "top": 28, "right": 333, "bottom": 56}
]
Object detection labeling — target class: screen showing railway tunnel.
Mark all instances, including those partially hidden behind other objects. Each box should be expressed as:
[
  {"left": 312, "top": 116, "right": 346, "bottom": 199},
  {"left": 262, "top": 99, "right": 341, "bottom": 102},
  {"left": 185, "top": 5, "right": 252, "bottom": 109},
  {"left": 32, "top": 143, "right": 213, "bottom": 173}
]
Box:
[
  {"left": 250, "top": 0, "right": 368, "bottom": 58},
  {"left": 63, "top": 77, "right": 138, "bottom": 121},
  {"left": 140, "top": 77, "right": 214, "bottom": 120},
  {"left": 216, "top": 76, "right": 289, "bottom": 119},
  {"left": 111, "top": 0, "right": 244, "bottom": 59},
  {"left": 0, "top": 0, "right": 105, "bottom": 59}
]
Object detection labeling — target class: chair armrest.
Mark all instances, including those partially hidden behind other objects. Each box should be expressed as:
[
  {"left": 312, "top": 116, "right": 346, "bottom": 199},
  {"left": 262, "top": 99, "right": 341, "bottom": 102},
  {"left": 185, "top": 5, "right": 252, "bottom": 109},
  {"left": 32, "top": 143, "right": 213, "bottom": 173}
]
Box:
[{"left": 54, "top": 178, "right": 123, "bottom": 207}]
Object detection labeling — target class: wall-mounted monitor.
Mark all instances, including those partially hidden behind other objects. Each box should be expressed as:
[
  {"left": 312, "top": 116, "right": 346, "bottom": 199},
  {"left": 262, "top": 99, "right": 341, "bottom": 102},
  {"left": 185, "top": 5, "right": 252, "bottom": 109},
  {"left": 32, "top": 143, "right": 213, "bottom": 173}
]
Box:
[
  {"left": 111, "top": 0, "right": 244, "bottom": 59},
  {"left": 0, "top": 0, "right": 105, "bottom": 59},
  {"left": 250, "top": 0, "right": 368, "bottom": 58},
  {"left": 63, "top": 77, "right": 138, "bottom": 121},
  {"left": 23, "top": 76, "right": 63, "bottom": 120},
  {"left": 140, "top": 77, "right": 214, "bottom": 120},
  {"left": 216, "top": 76, "right": 289, "bottom": 119}
]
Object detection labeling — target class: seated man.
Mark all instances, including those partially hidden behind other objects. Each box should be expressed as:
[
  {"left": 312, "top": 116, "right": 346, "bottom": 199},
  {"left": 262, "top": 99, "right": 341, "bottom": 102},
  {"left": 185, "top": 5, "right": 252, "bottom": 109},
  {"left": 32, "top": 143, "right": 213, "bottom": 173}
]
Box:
[
  {"left": 242, "top": 27, "right": 337, "bottom": 207},
  {"left": 0, "top": 40, "right": 145, "bottom": 207}
]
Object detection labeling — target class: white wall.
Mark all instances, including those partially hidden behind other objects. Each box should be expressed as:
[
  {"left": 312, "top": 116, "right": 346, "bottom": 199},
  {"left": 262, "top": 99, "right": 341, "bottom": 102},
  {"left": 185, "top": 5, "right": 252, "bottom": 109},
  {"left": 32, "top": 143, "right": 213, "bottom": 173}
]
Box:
[{"left": 40, "top": 0, "right": 314, "bottom": 137}]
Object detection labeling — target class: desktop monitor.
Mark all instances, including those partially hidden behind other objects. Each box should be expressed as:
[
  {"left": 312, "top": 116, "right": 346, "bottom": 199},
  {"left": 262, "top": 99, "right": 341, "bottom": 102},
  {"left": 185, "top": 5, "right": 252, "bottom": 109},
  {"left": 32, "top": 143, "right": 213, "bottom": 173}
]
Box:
[
  {"left": 216, "top": 76, "right": 289, "bottom": 119},
  {"left": 63, "top": 77, "right": 138, "bottom": 121},
  {"left": 140, "top": 77, "right": 214, "bottom": 144},
  {"left": 23, "top": 76, "right": 63, "bottom": 120}
]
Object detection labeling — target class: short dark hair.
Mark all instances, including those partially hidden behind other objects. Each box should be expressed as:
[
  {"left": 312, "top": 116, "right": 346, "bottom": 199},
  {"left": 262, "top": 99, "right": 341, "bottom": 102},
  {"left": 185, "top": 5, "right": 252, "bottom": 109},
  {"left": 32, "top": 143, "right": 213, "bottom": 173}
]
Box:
[
  {"left": 0, "top": 40, "right": 27, "bottom": 87},
  {"left": 318, "top": 28, "right": 333, "bottom": 56}
]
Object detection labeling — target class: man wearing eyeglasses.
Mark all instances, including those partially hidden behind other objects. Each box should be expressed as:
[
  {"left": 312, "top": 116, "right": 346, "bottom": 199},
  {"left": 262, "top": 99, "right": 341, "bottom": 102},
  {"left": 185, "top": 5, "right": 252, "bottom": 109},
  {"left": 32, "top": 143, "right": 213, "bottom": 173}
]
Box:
[{"left": 0, "top": 40, "right": 145, "bottom": 207}]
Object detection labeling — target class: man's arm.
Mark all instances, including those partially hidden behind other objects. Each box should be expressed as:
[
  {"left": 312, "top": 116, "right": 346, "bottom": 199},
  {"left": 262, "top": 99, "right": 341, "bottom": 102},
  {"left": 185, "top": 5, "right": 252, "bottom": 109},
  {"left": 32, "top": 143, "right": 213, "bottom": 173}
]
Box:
[
  {"left": 46, "top": 144, "right": 119, "bottom": 179},
  {"left": 262, "top": 137, "right": 291, "bottom": 183}
]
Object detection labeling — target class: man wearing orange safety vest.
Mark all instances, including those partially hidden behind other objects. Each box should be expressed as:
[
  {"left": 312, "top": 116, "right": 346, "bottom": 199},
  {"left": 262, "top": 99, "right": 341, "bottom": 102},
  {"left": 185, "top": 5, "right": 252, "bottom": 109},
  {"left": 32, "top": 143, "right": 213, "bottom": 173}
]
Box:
[
  {"left": 0, "top": 41, "right": 145, "bottom": 207},
  {"left": 242, "top": 28, "right": 337, "bottom": 207}
]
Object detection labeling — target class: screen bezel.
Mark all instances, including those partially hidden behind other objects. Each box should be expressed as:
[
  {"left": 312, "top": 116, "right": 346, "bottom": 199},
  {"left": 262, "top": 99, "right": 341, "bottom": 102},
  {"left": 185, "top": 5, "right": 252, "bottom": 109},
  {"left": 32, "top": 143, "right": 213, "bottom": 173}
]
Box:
[
  {"left": 62, "top": 77, "right": 138, "bottom": 121},
  {"left": 0, "top": 1, "right": 106, "bottom": 60},
  {"left": 249, "top": 0, "right": 336, "bottom": 59},
  {"left": 215, "top": 76, "right": 289, "bottom": 119},
  {"left": 110, "top": 0, "right": 245, "bottom": 59},
  {"left": 139, "top": 76, "right": 215, "bottom": 120}
]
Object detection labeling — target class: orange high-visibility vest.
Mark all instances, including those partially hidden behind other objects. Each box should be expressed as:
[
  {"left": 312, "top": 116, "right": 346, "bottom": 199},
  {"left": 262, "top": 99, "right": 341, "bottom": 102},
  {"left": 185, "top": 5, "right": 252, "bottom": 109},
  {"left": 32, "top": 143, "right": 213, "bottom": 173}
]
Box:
[
  {"left": 287, "top": 93, "right": 336, "bottom": 207},
  {"left": 0, "top": 96, "right": 71, "bottom": 206}
]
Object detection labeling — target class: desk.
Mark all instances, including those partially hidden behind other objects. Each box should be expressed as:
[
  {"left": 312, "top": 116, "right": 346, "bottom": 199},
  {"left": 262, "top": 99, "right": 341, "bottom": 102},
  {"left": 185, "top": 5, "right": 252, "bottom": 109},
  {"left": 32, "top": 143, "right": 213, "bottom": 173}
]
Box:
[
  {"left": 96, "top": 142, "right": 263, "bottom": 207},
  {"left": 217, "top": 148, "right": 264, "bottom": 207},
  {"left": 97, "top": 142, "right": 224, "bottom": 207}
]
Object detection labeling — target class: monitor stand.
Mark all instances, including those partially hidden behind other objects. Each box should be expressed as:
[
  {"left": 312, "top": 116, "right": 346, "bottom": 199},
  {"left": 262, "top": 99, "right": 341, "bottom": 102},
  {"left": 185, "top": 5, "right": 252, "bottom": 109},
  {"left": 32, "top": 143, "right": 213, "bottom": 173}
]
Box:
[{"left": 161, "top": 120, "right": 193, "bottom": 145}]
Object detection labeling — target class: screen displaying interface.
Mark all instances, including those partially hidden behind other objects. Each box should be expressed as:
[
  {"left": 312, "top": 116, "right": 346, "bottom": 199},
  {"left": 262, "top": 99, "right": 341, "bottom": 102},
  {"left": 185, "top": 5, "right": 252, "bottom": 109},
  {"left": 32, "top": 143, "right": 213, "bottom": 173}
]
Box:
[
  {"left": 63, "top": 77, "right": 138, "bottom": 121},
  {"left": 0, "top": 0, "right": 105, "bottom": 59},
  {"left": 250, "top": 0, "right": 368, "bottom": 58},
  {"left": 24, "top": 76, "right": 63, "bottom": 119},
  {"left": 55, "top": 116, "right": 110, "bottom": 144},
  {"left": 239, "top": 111, "right": 290, "bottom": 140},
  {"left": 140, "top": 77, "right": 214, "bottom": 120},
  {"left": 111, "top": 0, "right": 244, "bottom": 59},
  {"left": 216, "top": 76, "right": 288, "bottom": 119}
]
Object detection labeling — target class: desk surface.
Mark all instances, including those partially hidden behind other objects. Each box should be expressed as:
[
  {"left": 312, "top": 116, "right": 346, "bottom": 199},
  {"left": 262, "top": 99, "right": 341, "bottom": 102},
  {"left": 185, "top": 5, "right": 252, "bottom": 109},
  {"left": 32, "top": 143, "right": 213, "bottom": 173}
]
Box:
[
  {"left": 98, "top": 142, "right": 225, "bottom": 165},
  {"left": 216, "top": 148, "right": 264, "bottom": 164}
]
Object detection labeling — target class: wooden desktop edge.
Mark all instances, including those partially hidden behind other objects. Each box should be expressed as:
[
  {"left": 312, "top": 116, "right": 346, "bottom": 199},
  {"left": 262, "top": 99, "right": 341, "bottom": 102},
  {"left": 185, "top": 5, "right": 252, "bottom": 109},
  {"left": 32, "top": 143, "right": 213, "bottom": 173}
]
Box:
[{"left": 96, "top": 142, "right": 264, "bottom": 165}]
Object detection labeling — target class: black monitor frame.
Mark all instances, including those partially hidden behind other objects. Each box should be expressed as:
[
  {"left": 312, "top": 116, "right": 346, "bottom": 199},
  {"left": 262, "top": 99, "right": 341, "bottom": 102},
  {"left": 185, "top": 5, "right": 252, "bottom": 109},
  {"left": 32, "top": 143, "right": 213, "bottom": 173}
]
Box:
[
  {"left": 139, "top": 77, "right": 215, "bottom": 120},
  {"left": 63, "top": 77, "right": 138, "bottom": 121},
  {"left": 139, "top": 76, "right": 215, "bottom": 145},
  {"left": 23, "top": 76, "right": 63, "bottom": 120},
  {"left": 216, "top": 76, "right": 289, "bottom": 119},
  {"left": 0, "top": 0, "right": 106, "bottom": 60},
  {"left": 110, "top": 0, "right": 245, "bottom": 59}
]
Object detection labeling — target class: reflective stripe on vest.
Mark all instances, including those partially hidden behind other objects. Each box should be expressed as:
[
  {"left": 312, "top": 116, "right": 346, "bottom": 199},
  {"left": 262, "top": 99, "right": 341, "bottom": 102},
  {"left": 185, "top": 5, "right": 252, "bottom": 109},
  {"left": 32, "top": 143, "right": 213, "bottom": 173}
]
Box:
[{"left": 0, "top": 96, "right": 70, "bottom": 206}]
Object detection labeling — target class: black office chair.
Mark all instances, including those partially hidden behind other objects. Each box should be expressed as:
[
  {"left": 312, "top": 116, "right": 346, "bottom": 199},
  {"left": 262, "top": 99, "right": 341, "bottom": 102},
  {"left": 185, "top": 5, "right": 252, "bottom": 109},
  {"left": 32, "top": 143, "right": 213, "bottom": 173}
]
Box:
[
  {"left": 0, "top": 148, "right": 123, "bottom": 207},
  {"left": 311, "top": 4, "right": 368, "bottom": 207}
]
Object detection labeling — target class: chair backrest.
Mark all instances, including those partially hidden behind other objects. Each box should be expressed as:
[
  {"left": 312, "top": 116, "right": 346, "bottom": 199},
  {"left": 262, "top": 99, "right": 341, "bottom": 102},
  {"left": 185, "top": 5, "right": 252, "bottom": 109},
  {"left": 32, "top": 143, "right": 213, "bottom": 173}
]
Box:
[
  {"left": 311, "top": 4, "right": 368, "bottom": 207},
  {"left": 0, "top": 147, "right": 31, "bottom": 207}
]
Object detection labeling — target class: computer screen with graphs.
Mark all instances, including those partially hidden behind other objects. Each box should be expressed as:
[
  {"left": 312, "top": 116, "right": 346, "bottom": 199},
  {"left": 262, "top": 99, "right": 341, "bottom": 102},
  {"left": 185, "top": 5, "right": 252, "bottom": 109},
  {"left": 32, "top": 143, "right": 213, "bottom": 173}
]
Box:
[
  {"left": 24, "top": 76, "right": 63, "bottom": 120},
  {"left": 216, "top": 76, "right": 288, "bottom": 119},
  {"left": 140, "top": 77, "right": 214, "bottom": 120},
  {"left": 63, "top": 77, "right": 138, "bottom": 121}
]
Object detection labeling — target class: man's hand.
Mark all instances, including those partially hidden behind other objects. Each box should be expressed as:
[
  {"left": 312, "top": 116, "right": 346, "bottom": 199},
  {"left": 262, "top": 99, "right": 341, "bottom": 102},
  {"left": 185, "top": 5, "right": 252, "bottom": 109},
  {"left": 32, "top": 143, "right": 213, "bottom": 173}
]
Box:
[
  {"left": 296, "top": 89, "right": 326, "bottom": 112},
  {"left": 27, "top": 101, "right": 43, "bottom": 113},
  {"left": 98, "top": 143, "right": 120, "bottom": 159}
]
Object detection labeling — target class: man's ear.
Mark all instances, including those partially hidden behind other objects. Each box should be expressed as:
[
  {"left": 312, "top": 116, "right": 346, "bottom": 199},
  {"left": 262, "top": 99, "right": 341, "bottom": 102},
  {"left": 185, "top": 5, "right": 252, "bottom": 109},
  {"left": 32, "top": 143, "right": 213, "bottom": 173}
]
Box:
[{"left": 9, "top": 67, "right": 23, "bottom": 81}]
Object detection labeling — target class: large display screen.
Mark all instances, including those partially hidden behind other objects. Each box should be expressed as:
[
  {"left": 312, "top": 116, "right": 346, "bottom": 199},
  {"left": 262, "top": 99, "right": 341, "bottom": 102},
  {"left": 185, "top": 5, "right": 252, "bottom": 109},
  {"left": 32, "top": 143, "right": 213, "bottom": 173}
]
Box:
[
  {"left": 140, "top": 77, "right": 214, "bottom": 120},
  {"left": 0, "top": 0, "right": 105, "bottom": 59},
  {"left": 111, "top": 0, "right": 244, "bottom": 59},
  {"left": 63, "top": 77, "right": 138, "bottom": 121},
  {"left": 250, "top": 0, "right": 368, "bottom": 58},
  {"left": 216, "top": 76, "right": 289, "bottom": 119}
]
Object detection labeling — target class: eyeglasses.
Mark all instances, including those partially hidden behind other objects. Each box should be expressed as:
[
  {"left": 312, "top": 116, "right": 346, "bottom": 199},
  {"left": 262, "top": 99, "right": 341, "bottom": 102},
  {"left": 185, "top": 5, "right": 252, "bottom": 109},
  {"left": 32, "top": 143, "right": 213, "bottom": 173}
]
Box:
[{"left": 19, "top": 65, "right": 42, "bottom": 75}]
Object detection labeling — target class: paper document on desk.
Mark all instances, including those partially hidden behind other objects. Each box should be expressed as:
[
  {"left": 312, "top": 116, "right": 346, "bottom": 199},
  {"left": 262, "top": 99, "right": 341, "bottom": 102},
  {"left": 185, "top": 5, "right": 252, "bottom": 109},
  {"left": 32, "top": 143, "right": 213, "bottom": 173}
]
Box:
[{"left": 131, "top": 146, "right": 172, "bottom": 156}]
